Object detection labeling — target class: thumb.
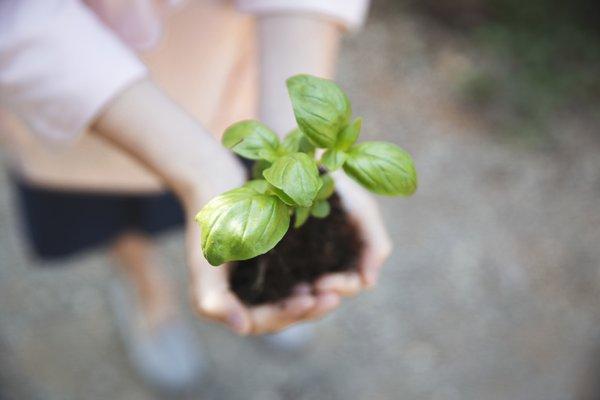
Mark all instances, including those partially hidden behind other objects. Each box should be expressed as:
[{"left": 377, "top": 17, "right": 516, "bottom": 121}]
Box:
[{"left": 193, "top": 287, "right": 251, "bottom": 335}]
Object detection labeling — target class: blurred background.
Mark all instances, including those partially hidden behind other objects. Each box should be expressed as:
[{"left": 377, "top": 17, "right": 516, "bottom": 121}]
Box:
[{"left": 1, "top": 0, "right": 599, "bottom": 398}]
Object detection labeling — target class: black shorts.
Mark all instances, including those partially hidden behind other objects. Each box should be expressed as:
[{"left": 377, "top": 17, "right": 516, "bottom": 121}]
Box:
[{"left": 14, "top": 180, "right": 185, "bottom": 260}]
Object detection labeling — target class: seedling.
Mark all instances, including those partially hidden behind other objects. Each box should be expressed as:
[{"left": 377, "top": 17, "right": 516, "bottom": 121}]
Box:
[{"left": 196, "top": 74, "right": 417, "bottom": 266}]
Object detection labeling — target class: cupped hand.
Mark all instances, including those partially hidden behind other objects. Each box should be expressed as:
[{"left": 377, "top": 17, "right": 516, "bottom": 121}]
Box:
[
  {"left": 186, "top": 220, "right": 341, "bottom": 335},
  {"left": 184, "top": 168, "right": 391, "bottom": 336},
  {"left": 314, "top": 173, "right": 392, "bottom": 297}
]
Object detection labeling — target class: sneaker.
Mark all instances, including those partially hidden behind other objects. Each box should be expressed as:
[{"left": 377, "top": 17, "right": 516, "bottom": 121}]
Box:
[
  {"left": 109, "top": 279, "right": 207, "bottom": 394},
  {"left": 261, "top": 322, "right": 316, "bottom": 352}
]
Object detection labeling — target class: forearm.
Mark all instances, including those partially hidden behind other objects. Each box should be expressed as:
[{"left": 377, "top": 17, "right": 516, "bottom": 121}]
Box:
[
  {"left": 258, "top": 14, "right": 342, "bottom": 136},
  {"left": 93, "top": 79, "right": 245, "bottom": 210}
]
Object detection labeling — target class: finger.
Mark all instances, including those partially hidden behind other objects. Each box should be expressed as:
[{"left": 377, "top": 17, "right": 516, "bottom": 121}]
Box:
[
  {"left": 249, "top": 295, "right": 316, "bottom": 335},
  {"left": 302, "top": 292, "right": 341, "bottom": 321},
  {"left": 351, "top": 208, "right": 392, "bottom": 288},
  {"left": 359, "top": 231, "right": 392, "bottom": 288},
  {"left": 315, "top": 273, "right": 362, "bottom": 296},
  {"left": 193, "top": 289, "right": 251, "bottom": 335},
  {"left": 187, "top": 222, "right": 252, "bottom": 335},
  {"left": 334, "top": 175, "right": 392, "bottom": 288}
]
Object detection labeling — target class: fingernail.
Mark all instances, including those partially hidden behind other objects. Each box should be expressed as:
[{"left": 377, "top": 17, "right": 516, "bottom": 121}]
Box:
[{"left": 227, "top": 312, "right": 247, "bottom": 335}]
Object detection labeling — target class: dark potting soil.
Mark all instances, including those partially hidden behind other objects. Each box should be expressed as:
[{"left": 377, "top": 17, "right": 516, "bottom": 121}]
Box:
[{"left": 229, "top": 193, "right": 364, "bottom": 305}]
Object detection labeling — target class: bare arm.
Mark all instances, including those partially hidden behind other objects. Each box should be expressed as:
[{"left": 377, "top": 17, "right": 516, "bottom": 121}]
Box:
[
  {"left": 93, "top": 79, "right": 254, "bottom": 335},
  {"left": 258, "top": 14, "right": 342, "bottom": 135},
  {"left": 246, "top": 13, "right": 392, "bottom": 334}
]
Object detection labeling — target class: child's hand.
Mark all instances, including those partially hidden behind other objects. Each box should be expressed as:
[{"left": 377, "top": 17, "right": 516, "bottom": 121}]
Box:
[
  {"left": 314, "top": 174, "right": 392, "bottom": 297},
  {"left": 186, "top": 173, "right": 391, "bottom": 335},
  {"left": 187, "top": 217, "right": 342, "bottom": 335}
]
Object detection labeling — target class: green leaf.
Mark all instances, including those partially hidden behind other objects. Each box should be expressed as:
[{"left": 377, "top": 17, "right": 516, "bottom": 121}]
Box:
[
  {"left": 286, "top": 74, "right": 351, "bottom": 148},
  {"left": 222, "top": 120, "right": 280, "bottom": 161},
  {"left": 268, "top": 186, "right": 297, "bottom": 206},
  {"left": 316, "top": 174, "right": 335, "bottom": 200},
  {"left": 195, "top": 187, "right": 290, "bottom": 266},
  {"left": 243, "top": 179, "right": 270, "bottom": 194},
  {"left": 336, "top": 117, "right": 362, "bottom": 151},
  {"left": 263, "top": 153, "right": 322, "bottom": 207},
  {"left": 321, "top": 149, "right": 348, "bottom": 171},
  {"left": 311, "top": 200, "right": 331, "bottom": 218},
  {"left": 294, "top": 207, "right": 311, "bottom": 228},
  {"left": 343, "top": 141, "right": 418, "bottom": 196},
  {"left": 251, "top": 160, "right": 271, "bottom": 180},
  {"left": 281, "top": 128, "right": 316, "bottom": 155}
]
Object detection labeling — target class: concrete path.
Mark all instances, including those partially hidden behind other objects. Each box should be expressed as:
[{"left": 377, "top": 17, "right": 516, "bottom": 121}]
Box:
[{"left": 1, "top": 10, "right": 599, "bottom": 400}]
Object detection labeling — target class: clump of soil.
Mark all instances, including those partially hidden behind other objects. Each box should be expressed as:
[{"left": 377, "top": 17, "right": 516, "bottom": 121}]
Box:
[{"left": 229, "top": 193, "right": 364, "bottom": 305}]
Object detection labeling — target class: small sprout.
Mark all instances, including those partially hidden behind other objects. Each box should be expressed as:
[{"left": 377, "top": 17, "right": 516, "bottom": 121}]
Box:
[{"left": 196, "top": 74, "right": 418, "bottom": 265}]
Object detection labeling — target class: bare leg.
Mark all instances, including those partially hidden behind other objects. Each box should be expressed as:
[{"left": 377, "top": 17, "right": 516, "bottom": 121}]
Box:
[{"left": 110, "top": 232, "right": 177, "bottom": 328}]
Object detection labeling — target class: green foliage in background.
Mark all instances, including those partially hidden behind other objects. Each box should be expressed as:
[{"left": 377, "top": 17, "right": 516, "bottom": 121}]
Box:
[{"left": 455, "top": 0, "right": 600, "bottom": 138}]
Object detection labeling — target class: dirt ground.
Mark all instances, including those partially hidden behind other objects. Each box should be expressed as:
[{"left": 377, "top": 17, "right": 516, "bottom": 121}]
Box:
[{"left": 1, "top": 9, "right": 600, "bottom": 400}]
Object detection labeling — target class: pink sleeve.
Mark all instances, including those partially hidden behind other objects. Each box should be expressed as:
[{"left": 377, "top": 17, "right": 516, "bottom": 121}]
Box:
[
  {"left": 0, "top": 0, "right": 147, "bottom": 142},
  {"left": 235, "top": 0, "right": 370, "bottom": 31}
]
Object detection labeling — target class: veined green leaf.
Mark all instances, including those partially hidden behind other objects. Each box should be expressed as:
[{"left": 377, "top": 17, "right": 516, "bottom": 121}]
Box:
[
  {"left": 222, "top": 120, "right": 280, "bottom": 161},
  {"left": 263, "top": 153, "right": 322, "bottom": 207},
  {"left": 321, "top": 149, "right": 348, "bottom": 171},
  {"left": 243, "top": 179, "right": 270, "bottom": 194},
  {"left": 286, "top": 74, "right": 351, "bottom": 148},
  {"left": 195, "top": 187, "right": 290, "bottom": 266},
  {"left": 343, "top": 141, "right": 418, "bottom": 196},
  {"left": 269, "top": 186, "right": 297, "bottom": 206}
]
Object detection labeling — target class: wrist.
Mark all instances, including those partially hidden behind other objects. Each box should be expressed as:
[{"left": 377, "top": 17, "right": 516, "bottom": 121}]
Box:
[{"left": 175, "top": 152, "right": 247, "bottom": 214}]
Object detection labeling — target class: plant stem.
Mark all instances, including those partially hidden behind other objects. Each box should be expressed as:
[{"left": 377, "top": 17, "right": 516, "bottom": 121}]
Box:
[{"left": 252, "top": 259, "right": 268, "bottom": 292}]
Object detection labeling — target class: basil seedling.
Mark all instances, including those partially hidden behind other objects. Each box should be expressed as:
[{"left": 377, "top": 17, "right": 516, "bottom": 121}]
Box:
[{"left": 196, "top": 74, "right": 418, "bottom": 266}]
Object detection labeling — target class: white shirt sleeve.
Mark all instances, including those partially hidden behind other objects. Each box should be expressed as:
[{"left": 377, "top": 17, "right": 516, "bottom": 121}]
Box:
[
  {"left": 235, "top": 0, "right": 370, "bottom": 31},
  {"left": 0, "top": 0, "right": 147, "bottom": 142}
]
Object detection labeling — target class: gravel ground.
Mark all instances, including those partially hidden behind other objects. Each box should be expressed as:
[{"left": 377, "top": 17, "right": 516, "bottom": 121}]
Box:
[{"left": 1, "top": 10, "right": 600, "bottom": 400}]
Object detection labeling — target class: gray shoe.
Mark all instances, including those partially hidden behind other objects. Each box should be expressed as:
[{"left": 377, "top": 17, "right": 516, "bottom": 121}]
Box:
[
  {"left": 109, "top": 280, "right": 207, "bottom": 394},
  {"left": 261, "top": 322, "right": 316, "bottom": 352}
]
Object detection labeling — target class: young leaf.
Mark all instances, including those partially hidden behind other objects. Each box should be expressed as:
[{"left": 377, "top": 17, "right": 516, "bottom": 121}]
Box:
[
  {"left": 311, "top": 200, "right": 331, "bottom": 218},
  {"left": 263, "top": 153, "right": 322, "bottom": 207},
  {"left": 321, "top": 149, "right": 348, "bottom": 171},
  {"left": 343, "top": 141, "right": 418, "bottom": 196},
  {"left": 316, "top": 174, "right": 335, "bottom": 200},
  {"left": 336, "top": 117, "right": 362, "bottom": 151},
  {"left": 294, "top": 207, "right": 311, "bottom": 228},
  {"left": 286, "top": 74, "right": 351, "bottom": 148},
  {"left": 281, "top": 128, "right": 316, "bottom": 155},
  {"left": 222, "top": 120, "right": 280, "bottom": 161},
  {"left": 243, "top": 179, "right": 270, "bottom": 194},
  {"left": 195, "top": 186, "right": 290, "bottom": 266},
  {"left": 269, "top": 186, "right": 297, "bottom": 206},
  {"left": 251, "top": 160, "right": 271, "bottom": 180}
]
